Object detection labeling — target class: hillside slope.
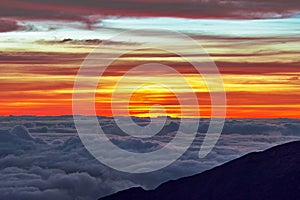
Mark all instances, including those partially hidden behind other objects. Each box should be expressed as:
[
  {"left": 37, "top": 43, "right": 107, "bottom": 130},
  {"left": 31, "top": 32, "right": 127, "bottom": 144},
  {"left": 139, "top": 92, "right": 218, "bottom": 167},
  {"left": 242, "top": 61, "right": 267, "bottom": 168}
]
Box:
[{"left": 102, "top": 141, "right": 300, "bottom": 200}]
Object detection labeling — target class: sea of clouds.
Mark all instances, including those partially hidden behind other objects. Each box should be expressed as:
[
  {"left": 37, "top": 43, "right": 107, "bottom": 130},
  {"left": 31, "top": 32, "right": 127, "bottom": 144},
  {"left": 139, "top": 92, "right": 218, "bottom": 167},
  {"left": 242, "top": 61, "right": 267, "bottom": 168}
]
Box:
[{"left": 0, "top": 116, "right": 299, "bottom": 199}]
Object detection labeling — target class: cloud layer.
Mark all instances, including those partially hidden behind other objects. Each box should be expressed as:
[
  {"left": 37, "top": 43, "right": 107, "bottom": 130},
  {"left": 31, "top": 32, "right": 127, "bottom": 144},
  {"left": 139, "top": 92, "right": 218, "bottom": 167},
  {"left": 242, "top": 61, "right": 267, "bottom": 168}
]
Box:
[{"left": 0, "top": 116, "right": 299, "bottom": 199}]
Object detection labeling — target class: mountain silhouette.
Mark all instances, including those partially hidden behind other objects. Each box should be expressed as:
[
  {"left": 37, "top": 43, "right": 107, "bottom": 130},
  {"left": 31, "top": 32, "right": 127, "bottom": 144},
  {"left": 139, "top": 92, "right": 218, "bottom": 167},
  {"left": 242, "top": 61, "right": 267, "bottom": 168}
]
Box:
[{"left": 102, "top": 140, "right": 300, "bottom": 200}]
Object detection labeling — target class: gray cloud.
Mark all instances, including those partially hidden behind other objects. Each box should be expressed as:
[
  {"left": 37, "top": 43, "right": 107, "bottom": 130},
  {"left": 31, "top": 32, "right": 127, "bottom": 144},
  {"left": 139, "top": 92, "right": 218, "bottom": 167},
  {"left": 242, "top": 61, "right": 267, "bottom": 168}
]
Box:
[
  {"left": 0, "top": 0, "right": 299, "bottom": 24},
  {"left": 0, "top": 117, "right": 299, "bottom": 198}
]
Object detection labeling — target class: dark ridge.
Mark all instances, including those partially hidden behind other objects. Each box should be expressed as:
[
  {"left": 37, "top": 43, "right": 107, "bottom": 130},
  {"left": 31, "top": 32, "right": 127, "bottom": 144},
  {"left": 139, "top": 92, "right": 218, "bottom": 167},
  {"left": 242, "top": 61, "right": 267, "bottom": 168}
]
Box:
[{"left": 102, "top": 140, "right": 300, "bottom": 200}]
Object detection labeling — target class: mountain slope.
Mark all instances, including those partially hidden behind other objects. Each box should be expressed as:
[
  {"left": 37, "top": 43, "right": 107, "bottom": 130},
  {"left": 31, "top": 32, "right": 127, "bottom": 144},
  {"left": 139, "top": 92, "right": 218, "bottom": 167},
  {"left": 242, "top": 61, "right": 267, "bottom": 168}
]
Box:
[{"left": 102, "top": 141, "right": 300, "bottom": 200}]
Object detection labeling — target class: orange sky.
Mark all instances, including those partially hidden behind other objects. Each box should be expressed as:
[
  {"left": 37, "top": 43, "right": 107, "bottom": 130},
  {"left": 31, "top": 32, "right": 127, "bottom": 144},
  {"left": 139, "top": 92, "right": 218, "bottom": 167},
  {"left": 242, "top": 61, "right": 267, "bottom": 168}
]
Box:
[{"left": 0, "top": 16, "right": 300, "bottom": 118}]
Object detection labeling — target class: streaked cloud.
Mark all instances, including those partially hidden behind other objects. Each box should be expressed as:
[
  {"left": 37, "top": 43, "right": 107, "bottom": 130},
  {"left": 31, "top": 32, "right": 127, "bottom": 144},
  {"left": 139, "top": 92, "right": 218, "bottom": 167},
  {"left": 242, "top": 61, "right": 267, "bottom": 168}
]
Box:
[
  {"left": 0, "top": 7, "right": 299, "bottom": 118},
  {"left": 1, "top": 0, "right": 300, "bottom": 21}
]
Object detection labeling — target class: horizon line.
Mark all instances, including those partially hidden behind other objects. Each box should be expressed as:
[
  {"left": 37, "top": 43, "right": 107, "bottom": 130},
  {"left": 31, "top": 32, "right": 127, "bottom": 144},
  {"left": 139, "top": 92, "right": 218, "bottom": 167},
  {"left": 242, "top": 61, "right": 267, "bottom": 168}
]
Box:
[{"left": 1, "top": 114, "right": 299, "bottom": 120}]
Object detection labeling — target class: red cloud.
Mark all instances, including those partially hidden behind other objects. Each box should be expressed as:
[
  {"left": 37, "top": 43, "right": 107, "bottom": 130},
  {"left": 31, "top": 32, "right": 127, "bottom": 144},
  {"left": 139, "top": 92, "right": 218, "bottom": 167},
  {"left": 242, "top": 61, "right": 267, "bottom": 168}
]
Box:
[
  {"left": 0, "top": 19, "right": 20, "bottom": 32},
  {"left": 0, "top": 0, "right": 299, "bottom": 22}
]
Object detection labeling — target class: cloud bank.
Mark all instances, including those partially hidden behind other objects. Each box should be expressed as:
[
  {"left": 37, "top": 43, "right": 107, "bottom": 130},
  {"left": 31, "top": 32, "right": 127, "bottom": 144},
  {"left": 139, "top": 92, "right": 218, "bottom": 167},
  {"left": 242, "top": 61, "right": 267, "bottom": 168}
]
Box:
[{"left": 0, "top": 116, "right": 299, "bottom": 199}]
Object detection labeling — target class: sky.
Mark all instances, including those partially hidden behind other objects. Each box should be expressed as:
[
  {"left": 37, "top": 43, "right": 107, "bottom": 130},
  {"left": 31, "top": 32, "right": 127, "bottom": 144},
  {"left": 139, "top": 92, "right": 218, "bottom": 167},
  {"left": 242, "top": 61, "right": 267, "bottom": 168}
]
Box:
[{"left": 0, "top": 0, "right": 300, "bottom": 118}]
